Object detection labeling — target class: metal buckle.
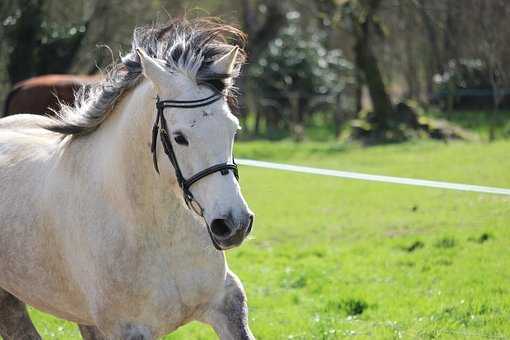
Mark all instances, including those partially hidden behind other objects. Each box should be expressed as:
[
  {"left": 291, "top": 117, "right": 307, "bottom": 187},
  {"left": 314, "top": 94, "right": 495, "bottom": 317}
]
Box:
[
  {"left": 184, "top": 191, "right": 204, "bottom": 216},
  {"left": 189, "top": 199, "right": 204, "bottom": 217}
]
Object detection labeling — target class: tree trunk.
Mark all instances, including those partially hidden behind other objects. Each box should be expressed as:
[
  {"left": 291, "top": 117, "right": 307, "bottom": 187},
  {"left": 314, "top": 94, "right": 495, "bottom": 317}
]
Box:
[
  {"left": 334, "top": 93, "right": 343, "bottom": 139},
  {"left": 418, "top": 0, "right": 444, "bottom": 101},
  {"left": 289, "top": 93, "right": 302, "bottom": 141},
  {"left": 488, "top": 61, "right": 501, "bottom": 142},
  {"left": 443, "top": 0, "right": 458, "bottom": 63},
  {"left": 400, "top": 0, "right": 418, "bottom": 100},
  {"left": 354, "top": 69, "right": 363, "bottom": 113},
  {"left": 353, "top": 3, "right": 394, "bottom": 131},
  {"left": 354, "top": 23, "right": 393, "bottom": 130},
  {"left": 254, "top": 109, "right": 262, "bottom": 135}
]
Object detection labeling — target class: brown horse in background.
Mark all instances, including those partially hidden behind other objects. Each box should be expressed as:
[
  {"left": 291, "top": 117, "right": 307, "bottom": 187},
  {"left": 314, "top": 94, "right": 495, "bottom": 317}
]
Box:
[{"left": 2, "top": 74, "right": 100, "bottom": 117}]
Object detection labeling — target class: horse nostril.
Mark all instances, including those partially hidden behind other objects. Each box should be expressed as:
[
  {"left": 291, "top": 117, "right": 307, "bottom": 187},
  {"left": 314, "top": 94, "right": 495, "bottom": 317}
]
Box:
[
  {"left": 246, "top": 214, "right": 254, "bottom": 235},
  {"left": 210, "top": 219, "right": 232, "bottom": 238}
]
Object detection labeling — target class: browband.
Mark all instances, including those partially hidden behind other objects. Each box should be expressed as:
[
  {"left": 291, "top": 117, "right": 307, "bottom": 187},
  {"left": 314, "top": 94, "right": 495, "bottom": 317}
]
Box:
[{"left": 156, "top": 93, "right": 223, "bottom": 109}]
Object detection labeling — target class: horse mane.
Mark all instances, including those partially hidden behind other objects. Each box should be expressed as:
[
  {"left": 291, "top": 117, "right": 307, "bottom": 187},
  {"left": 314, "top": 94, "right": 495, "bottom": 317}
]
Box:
[{"left": 46, "top": 17, "right": 246, "bottom": 135}]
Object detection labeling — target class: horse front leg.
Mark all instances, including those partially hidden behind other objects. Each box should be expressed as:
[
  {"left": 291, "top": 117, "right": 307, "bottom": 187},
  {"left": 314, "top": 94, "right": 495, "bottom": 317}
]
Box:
[
  {"left": 199, "top": 271, "right": 254, "bottom": 340},
  {"left": 0, "top": 288, "right": 41, "bottom": 340}
]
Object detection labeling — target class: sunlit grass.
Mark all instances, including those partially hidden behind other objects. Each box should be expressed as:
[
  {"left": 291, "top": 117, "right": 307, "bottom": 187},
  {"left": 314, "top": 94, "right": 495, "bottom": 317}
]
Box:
[{"left": 22, "top": 139, "right": 510, "bottom": 339}]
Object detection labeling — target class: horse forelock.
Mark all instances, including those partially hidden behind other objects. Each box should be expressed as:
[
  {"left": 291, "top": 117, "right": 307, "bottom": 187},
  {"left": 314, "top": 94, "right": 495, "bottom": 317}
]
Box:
[{"left": 46, "top": 17, "right": 246, "bottom": 136}]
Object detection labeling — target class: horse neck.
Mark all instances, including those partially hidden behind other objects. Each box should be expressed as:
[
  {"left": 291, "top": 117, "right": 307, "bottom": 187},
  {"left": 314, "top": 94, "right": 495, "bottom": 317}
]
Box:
[{"left": 84, "top": 80, "right": 185, "bottom": 229}]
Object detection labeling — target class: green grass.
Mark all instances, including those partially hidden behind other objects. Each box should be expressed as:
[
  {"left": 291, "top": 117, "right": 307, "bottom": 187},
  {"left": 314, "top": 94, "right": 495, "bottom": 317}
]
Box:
[{"left": 23, "top": 139, "right": 510, "bottom": 339}]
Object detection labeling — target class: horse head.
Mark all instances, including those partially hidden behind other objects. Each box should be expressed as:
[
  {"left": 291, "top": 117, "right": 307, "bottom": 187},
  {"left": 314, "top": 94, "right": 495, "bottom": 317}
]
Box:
[{"left": 135, "top": 43, "right": 254, "bottom": 250}]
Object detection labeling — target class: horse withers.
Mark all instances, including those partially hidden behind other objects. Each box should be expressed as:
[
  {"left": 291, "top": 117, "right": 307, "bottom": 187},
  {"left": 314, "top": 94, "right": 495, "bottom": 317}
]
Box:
[
  {"left": 3, "top": 74, "right": 100, "bottom": 117},
  {"left": 0, "top": 18, "right": 254, "bottom": 339}
]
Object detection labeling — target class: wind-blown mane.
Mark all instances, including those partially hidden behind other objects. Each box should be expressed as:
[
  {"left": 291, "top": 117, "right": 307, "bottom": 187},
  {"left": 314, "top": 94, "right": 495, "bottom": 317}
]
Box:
[{"left": 47, "top": 17, "right": 246, "bottom": 135}]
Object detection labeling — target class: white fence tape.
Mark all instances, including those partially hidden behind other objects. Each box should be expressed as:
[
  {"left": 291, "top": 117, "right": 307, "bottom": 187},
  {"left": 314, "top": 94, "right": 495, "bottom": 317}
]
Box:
[{"left": 237, "top": 159, "right": 510, "bottom": 197}]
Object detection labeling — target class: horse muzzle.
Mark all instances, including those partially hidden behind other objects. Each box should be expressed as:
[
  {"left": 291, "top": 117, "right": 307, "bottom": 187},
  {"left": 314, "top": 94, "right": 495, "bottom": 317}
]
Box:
[{"left": 208, "top": 212, "right": 254, "bottom": 250}]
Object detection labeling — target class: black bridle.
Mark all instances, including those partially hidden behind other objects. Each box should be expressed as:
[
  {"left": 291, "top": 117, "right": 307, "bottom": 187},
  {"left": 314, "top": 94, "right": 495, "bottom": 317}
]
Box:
[{"left": 151, "top": 92, "right": 239, "bottom": 219}]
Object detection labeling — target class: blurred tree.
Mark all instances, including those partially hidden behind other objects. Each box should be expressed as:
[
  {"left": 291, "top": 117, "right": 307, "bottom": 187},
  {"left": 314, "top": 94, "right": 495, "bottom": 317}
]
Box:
[
  {"left": 250, "top": 13, "right": 352, "bottom": 139},
  {"left": 341, "top": 0, "right": 394, "bottom": 133},
  {"left": 4, "top": 0, "right": 43, "bottom": 83},
  {"left": 452, "top": 0, "right": 510, "bottom": 140},
  {"left": 1, "top": 0, "right": 508, "bottom": 141},
  {"left": 397, "top": 0, "right": 419, "bottom": 100},
  {"left": 241, "top": 0, "right": 287, "bottom": 64},
  {"left": 240, "top": 0, "right": 287, "bottom": 134},
  {"left": 416, "top": 0, "right": 444, "bottom": 100},
  {"left": 3, "top": 0, "right": 90, "bottom": 84},
  {"left": 69, "top": 0, "right": 161, "bottom": 74}
]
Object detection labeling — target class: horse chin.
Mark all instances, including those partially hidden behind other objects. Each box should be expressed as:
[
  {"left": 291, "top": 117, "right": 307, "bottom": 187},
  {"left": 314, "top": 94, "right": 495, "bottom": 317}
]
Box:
[{"left": 207, "top": 225, "right": 245, "bottom": 251}]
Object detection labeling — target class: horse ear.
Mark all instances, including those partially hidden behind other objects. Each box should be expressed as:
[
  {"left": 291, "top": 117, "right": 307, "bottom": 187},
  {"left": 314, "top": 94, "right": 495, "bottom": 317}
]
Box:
[
  {"left": 209, "top": 46, "right": 238, "bottom": 76},
  {"left": 136, "top": 48, "right": 168, "bottom": 88}
]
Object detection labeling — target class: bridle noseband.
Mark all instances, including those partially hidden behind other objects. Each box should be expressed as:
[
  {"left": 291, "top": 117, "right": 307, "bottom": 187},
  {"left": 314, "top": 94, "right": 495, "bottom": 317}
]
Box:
[{"left": 151, "top": 92, "right": 239, "bottom": 217}]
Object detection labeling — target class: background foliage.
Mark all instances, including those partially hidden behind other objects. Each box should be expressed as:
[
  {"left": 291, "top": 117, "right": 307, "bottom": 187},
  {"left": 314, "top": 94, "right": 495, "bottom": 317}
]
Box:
[{"left": 1, "top": 0, "right": 509, "bottom": 141}]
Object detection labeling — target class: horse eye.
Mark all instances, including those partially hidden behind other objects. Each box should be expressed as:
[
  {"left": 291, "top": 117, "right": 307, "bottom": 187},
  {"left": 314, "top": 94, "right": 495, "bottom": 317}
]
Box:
[{"left": 174, "top": 134, "right": 189, "bottom": 146}]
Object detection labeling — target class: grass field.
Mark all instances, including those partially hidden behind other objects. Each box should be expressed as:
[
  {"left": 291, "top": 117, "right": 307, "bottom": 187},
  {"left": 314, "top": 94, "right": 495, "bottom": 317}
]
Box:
[{"left": 25, "top": 139, "right": 510, "bottom": 339}]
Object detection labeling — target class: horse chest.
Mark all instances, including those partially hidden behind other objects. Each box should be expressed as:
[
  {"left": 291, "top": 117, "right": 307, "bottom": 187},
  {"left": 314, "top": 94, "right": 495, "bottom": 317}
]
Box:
[{"left": 87, "top": 241, "right": 227, "bottom": 329}]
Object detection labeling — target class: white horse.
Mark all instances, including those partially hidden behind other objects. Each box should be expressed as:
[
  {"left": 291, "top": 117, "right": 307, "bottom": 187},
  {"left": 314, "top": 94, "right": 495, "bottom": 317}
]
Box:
[{"left": 0, "top": 19, "right": 254, "bottom": 339}]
